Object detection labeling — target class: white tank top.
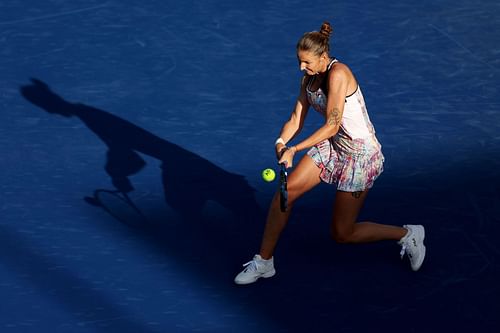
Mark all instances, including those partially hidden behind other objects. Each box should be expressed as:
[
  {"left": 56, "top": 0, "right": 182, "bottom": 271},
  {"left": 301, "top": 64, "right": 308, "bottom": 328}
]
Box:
[{"left": 306, "top": 59, "right": 377, "bottom": 140}]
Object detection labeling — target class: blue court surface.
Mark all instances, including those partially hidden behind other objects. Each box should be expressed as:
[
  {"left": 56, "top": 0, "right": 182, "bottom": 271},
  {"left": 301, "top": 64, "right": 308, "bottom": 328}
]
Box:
[{"left": 1, "top": 1, "right": 500, "bottom": 332}]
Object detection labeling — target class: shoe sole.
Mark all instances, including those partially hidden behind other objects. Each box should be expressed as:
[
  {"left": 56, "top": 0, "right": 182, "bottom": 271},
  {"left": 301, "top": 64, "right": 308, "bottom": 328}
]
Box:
[
  {"left": 234, "top": 269, "right": 276, "bottom": 285},
  {"left": 411, "top": 225, "right": 426, "bottom": 271},
  {"left": 411, "top": 244, "right": 426, "bottom": 271}
]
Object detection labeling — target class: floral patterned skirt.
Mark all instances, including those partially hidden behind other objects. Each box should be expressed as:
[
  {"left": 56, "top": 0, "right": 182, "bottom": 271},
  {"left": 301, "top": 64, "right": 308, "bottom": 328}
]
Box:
[{"left": 307, "top": 135, "right": 384, "bottom": 192}]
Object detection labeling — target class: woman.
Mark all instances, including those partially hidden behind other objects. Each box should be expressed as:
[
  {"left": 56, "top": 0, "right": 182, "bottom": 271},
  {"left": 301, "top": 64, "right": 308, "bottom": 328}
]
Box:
[{"left": 234, "top": 22, "right": 426, "bottom": 285}]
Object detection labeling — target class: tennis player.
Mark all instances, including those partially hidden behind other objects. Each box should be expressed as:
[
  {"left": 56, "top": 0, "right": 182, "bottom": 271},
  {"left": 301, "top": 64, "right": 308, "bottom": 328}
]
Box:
[{"left": 235, "top": 22, "right": 426, "bottom": 285}]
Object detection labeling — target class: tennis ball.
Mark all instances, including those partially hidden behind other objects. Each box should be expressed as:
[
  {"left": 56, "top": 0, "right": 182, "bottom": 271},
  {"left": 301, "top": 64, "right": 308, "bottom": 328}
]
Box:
[{"left": 262, "top": 168, "right": 276, "bottom": 182}]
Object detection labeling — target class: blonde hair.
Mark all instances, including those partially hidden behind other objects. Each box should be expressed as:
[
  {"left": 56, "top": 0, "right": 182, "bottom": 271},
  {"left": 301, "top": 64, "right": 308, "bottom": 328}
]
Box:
[{"left": 296, "top": 22, "right": 334, "bottom": 56}]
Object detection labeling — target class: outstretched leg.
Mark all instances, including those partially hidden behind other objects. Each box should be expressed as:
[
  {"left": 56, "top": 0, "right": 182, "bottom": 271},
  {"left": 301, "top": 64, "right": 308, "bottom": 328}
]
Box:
[
  {"left": 234, "top": 155, "right": 322, "bottom": 284},
  {"left": 330, "top": 190, "right": 407, "bottom": 243},
  {"left": 259, "top": 155, "right": 322, "bottom": 259},
  {"left": 330, "top": 190, "right": 426, "bottom": 270}
]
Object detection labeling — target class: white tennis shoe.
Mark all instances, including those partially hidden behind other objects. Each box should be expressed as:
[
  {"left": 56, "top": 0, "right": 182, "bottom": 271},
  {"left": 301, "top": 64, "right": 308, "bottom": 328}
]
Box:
[
  {"left": 234, "top": 254, "right": 276, "bottom": 285},
  {"left": 398, "top": 224, "right": 426, "bottom": 271}
]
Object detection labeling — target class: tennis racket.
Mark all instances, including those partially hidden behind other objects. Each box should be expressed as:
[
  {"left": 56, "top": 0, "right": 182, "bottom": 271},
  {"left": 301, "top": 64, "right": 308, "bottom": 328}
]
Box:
[
  {"left": 279, "top": 163, "right": 288, "bottom": 212},
  {"left": 84, "top": 189, "right": 148, "bottom": 227}
]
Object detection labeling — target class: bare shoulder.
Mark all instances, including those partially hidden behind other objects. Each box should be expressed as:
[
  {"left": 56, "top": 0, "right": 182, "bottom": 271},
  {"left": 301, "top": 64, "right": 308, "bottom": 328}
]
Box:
[
  {"left": 329, "top": 62, "right": 352, "bottom": 80},
  {"left": 298, "top": 73, "right": 311, "bottom": 100},
  {"left": 329, "top": 61, "right": 357, "bottom": 90},
  {"left": 299, "top": 73, "right": 313, "bottom": 93}
]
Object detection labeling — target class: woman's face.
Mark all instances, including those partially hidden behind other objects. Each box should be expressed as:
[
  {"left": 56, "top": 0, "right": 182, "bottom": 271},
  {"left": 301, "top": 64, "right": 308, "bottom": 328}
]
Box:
[{"left": 297, "top": 50, "right": 328, "bottom": 75}]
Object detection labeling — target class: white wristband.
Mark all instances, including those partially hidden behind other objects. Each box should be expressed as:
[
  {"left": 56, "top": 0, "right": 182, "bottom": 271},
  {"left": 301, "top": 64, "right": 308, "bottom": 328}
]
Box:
[{"left": 275, "top": 137, "right": 285, "bottom": 146}]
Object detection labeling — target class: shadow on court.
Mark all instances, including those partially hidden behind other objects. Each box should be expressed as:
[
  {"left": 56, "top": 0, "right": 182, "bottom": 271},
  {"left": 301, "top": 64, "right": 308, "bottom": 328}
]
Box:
[
  {"left": 16, "top": 78, "right": 272, "bottom": 331},
  {"left": 0, "top": 226, "right": 159, "bottom": 333},
  {"left": 17, "top": 79, "right": 500, "bottom": 332},
  {"left": 20, "top": 78, "right": 261, "bottom": 223}
]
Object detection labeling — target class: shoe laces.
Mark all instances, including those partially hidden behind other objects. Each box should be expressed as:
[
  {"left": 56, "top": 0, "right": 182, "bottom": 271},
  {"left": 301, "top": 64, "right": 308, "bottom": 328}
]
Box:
[
  {"left": 242, "top": 259, "right": 259, "bottom": 272},
  {"left": 400, "top": 244, "right": 407, "bottom": 259},
  {"left": 399, "top": 227, "right": 413, "bottom": 259},
  {"left": 400, "top": 239, "right": 416, "bottom": 260}
]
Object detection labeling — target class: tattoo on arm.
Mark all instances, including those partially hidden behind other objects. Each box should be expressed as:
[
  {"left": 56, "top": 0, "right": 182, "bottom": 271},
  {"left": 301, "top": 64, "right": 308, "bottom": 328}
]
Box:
[{"left": 327, "top": 108, "right": 342, "bottom": 127}]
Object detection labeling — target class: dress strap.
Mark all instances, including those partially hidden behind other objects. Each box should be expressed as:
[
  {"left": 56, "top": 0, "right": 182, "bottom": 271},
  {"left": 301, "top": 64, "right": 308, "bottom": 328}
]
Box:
[
  {"left": 327, "top": 58, "right": 338, "bottom": 71},
  {"left": 306, "top": 75, "right": 315, "bottom": 91}
]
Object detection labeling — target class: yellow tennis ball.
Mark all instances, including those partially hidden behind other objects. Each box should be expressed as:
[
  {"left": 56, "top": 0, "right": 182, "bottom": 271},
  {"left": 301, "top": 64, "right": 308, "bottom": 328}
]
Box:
[{"left": 262, "top": 168, "right": 276, "bottom": 182}]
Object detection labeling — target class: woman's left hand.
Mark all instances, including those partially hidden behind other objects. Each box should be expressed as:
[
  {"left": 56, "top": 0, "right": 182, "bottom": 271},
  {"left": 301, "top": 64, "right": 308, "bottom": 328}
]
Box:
[{"left": 278, "top": 146, "right": 297, "bottom": 168}]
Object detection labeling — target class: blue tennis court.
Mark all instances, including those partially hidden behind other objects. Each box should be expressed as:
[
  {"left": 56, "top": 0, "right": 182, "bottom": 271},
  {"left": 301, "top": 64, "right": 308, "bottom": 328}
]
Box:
[{"left": 1, "top": 0, "right": 499, "bottom": 332}]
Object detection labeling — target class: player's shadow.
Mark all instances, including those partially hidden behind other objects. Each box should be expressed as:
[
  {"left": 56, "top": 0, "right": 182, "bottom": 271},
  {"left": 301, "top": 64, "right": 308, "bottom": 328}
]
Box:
[{"left": 20, "top": 78, "right": 261, "bottom": 224}]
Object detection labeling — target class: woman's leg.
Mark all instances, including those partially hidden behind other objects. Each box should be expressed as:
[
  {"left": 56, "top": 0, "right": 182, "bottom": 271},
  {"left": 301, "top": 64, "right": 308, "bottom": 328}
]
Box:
[
  {"left": 330, "top": 190, "right": 407, "bottom": 243},
  {"left": 259, "top": 155, "right": 322, "bottom": 259}
]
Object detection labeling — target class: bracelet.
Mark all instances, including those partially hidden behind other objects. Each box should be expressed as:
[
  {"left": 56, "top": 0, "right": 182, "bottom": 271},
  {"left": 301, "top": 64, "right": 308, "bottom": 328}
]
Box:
[
  {"left": 275, "top": 137, "right": 285, "bottom": 146},
  {"left": 278, "top": 145, "right": 288, "bottom": 153},
  {"left": 278, "top": 146, "right": 288, "bottom": 158}
]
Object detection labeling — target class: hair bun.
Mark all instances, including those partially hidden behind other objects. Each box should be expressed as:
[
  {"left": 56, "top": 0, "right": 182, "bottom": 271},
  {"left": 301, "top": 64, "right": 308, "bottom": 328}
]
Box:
[{"left": 319, "top": 21, "right": 333, "bottom": 38}]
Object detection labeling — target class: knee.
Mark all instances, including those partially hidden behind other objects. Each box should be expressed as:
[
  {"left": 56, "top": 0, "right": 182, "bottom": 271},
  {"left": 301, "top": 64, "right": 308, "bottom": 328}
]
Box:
[{"left": 330, "top": 226, "right": 354, "bottom": 244}]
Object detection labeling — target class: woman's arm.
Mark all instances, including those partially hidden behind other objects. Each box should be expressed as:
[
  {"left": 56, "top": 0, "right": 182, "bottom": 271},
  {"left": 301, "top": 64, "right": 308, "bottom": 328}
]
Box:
[
  {"left": 275, "top": 76, "right": 310, "bottom": 157},
  {"left": 279, "top": 64, "right": 351, "bottom": 167}
]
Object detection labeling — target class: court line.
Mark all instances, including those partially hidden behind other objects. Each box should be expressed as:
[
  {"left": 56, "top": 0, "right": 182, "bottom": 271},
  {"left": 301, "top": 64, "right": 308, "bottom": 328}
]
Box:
[
  {"left": 0, "top": 2, "right": 110, "bottom": 25},
  {"left": 428, "top": 23, "right": 497, "bottom": 72}
]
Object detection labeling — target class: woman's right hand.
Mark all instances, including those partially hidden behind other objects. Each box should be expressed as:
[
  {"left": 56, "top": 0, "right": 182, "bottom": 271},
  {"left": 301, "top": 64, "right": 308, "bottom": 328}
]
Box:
[
  {"left": 275, "top": 143, "right": 287, "bottom": 160},
  {"left": 277, "top": 145, "right": 297, "bottom": 168}
]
